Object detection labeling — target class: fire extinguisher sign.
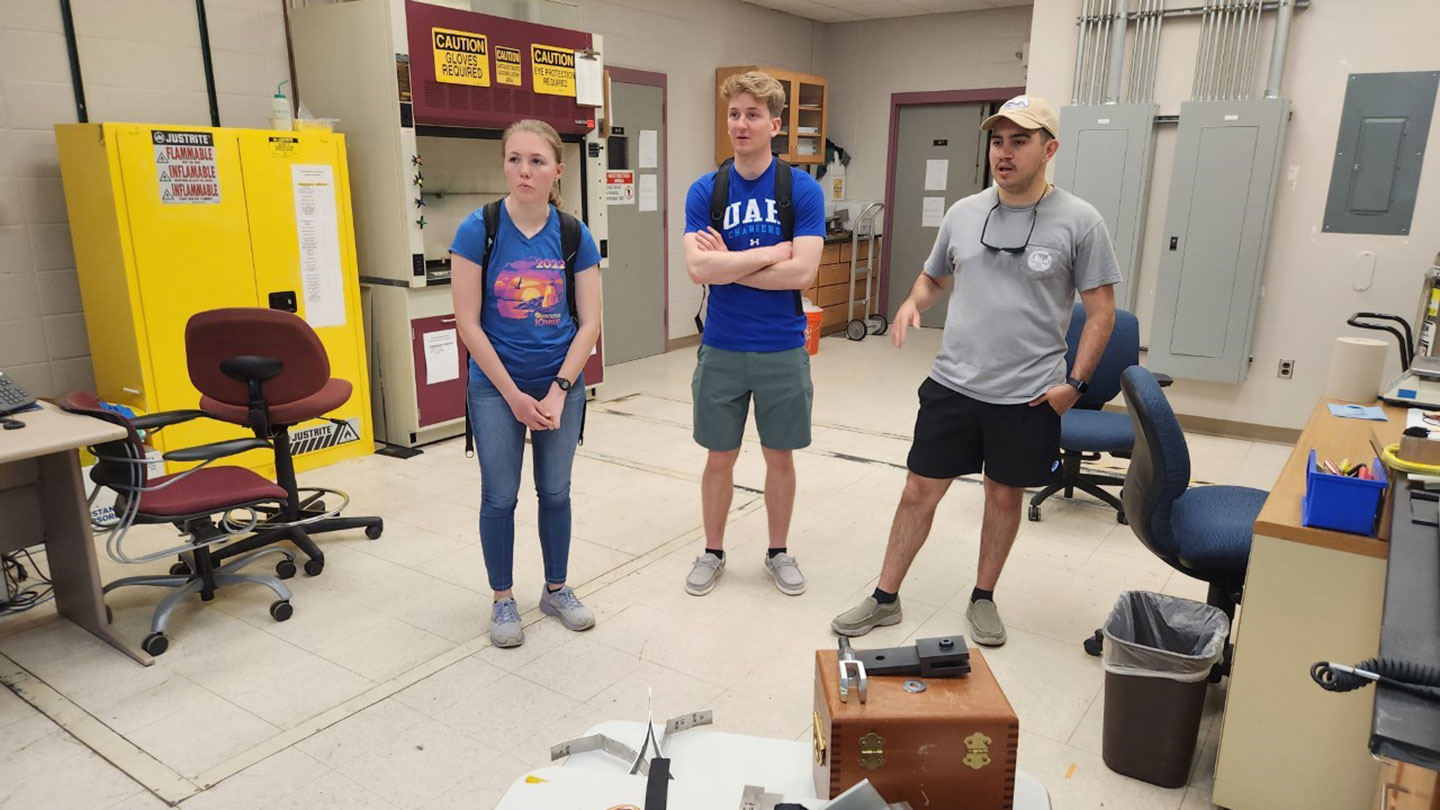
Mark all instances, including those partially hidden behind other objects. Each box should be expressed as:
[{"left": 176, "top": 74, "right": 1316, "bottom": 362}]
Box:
[{"left": 152, "top": 129, "right": 220, "bottom": 205}]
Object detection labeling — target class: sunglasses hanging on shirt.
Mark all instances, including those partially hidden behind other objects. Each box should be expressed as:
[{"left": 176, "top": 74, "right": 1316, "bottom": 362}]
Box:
[{"left": 979, "top": 185, "right": 1051, "bottom": 254}]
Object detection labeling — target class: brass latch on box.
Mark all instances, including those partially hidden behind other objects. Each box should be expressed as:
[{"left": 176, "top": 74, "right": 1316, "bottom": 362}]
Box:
[
  {"left": 812, "top": 711, "right": 827, "bottom": 765},
  {"left": 858, "top": 732, "right": 885, "bottom": 772}
]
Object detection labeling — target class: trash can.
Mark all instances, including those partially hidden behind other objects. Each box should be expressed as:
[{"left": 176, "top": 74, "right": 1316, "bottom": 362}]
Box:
[{"left": 1100, "top": 591, "right": 1229, "bottom": 787}]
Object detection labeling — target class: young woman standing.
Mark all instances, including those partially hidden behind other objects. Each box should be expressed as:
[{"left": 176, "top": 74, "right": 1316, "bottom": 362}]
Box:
[{"left": 450, "top": 119, "right": 602, "bottom": 648}]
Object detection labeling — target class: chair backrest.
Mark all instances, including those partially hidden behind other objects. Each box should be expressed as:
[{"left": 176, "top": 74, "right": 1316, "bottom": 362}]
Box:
[
  {"left": 1120, "top": 365, "right": 1192, "bottom": 563},
  {"left": 186, "top": 308, "right": 329, "bottom": 407},
  {"left": 1065, "top": 302, "right": 1140, "bottom": 410},
  {"left": 60, "top": 391, "right": 150, "bottom": 494}
]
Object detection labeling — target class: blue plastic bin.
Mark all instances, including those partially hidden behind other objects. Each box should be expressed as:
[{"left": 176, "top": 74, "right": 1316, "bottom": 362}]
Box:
[{"left": 1300, "top": 449, "right": 1387, "bottom": 535}]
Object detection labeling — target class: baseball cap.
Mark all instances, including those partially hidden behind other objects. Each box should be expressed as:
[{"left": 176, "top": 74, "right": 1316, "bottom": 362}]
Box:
[{"left": 981, "top": 96, "right": 1059, "bottom": 138}]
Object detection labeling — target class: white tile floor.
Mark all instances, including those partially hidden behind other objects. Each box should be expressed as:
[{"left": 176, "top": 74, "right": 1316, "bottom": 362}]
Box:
[{"left": 0, "top": 329, "right": 1290, "bottom": 809}]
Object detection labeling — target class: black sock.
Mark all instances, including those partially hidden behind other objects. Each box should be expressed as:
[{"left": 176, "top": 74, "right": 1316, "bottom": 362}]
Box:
[
  {"left": 706, "top": 549, "right": 725, "bottom": 561},
  {"left": 971, "top": 587, "right": 994, "bottom": 604},
  {"left": 547, "top": 583, "right": 564, "bottom": 593},
  {"left": 872, "top": 587, "right": 898, "bottom": 605},
  {"left": 767, "top": 547, "right": 787, "bottom": 558}
]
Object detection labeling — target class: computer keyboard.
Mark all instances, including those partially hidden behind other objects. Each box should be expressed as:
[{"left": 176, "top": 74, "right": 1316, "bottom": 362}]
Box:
[{"left": 0, "top": 371, "right": 37, "bottom": 415}]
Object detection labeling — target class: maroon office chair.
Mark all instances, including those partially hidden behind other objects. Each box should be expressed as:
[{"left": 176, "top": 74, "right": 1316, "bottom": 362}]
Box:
[
  {"left": 63, "top": 392, "right": 297, "bottom": 657},
  {"left": 184, "top": 308, "right": 383, "bottom": 577}
]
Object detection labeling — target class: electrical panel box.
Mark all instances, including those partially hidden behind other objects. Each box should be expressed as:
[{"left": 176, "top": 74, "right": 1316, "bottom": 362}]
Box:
[
  {"left": 1322, "top": 71, "right": 1438, "bottom": 236},
  {"left": 1147, "top": 98, "right": 1290, "bottom": 384},
  {"left": 1053, "top": 103, "right": 1158, "bottom": 311}
]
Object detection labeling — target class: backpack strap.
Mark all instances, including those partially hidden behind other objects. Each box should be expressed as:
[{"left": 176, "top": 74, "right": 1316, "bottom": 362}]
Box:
[
  {"left": 478, "top": 199, "right": 503, "bottom": 325},
  {"left": 697, "top": 160, "right": 735, "bottom": 333},
  {"left": 558, "top": 209, "right": 582, "bottom": 324},
  {"left": 772, "top": 159, "right": 803, "bottom": 316}
]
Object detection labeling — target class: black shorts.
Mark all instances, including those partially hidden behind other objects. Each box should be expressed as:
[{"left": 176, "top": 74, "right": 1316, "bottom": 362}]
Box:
[{"left": 906, "top": 377, "right": 1062, "bottom": 487}]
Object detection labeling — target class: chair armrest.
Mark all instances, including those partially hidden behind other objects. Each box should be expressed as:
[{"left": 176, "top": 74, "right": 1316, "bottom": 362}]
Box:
[
  {"left": 132, "top": 409, "right": 212, "bottom": 431},
  {"left": 1153, "top": 372, "right": 1175, "bottom": 388},
  {"left": 162, "top": 437, "right": 271, "bottom": 463}
]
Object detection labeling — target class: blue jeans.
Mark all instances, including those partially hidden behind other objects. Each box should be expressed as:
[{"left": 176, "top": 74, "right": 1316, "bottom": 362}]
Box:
[{"left": 467, "top": 374, "right": 585, "bottom": 592}]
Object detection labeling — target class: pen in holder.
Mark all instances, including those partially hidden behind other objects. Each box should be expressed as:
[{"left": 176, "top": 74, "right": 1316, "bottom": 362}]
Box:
[{"left": 1301, "top": 449, "right": 1387, "bottom": 535}]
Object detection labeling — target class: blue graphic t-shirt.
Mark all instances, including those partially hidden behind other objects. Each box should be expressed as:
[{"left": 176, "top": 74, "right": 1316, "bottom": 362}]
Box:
[
  {"left": 450, "top": 204, "right": 600, "bottom": 391},
  {"left": 684, "top": 159, "right": 826, "bottom": 352}
]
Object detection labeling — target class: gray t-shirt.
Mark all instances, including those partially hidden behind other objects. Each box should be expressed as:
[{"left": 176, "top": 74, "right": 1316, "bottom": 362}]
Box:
[{"left": 922, "top": 186, "right": 1121, "bottom": 404}]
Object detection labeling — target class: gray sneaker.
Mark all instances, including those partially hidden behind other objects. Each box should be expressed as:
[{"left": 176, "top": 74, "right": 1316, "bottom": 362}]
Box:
[
  {"left": 490, "top": 597, "right": 524, "bottom": 648},
  {"left": 966, "top": 598, "right": 1007, "bottom": 646},
  {"left": 764, "top": 552, "right": 806, "bottom": 596},
  {"left": 831, "top": 595, "right": 903, "bottom": 637},
  {"left": 686, "top": 553, "right": 725, "bottom": 596},
  {"left": 539, "top": 585, "right": 595, "bottom": 632}
]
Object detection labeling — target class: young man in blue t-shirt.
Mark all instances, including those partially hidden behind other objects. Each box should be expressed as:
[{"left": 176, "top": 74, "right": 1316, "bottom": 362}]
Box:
[{"left": 681, "top": 70, "right": 826, "bottom": 598}]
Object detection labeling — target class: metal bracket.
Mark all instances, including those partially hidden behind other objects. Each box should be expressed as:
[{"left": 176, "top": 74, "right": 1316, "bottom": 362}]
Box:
[{"left": 838, "top": 637, "right": 869, "bottom": 704}]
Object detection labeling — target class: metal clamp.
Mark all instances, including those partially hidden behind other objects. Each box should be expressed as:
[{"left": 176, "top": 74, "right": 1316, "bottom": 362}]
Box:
[{"left": 838, "top": 637, "right": 869, "bottom": 704}]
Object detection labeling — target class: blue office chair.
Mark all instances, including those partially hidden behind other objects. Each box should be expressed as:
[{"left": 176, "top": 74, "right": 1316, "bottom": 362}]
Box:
[
  {"left": 1028, "top": 304, "right": 1142, "bottom": 524},
  {"left": 1082, "top": 366, "right": 1269, "bottom": 672}
]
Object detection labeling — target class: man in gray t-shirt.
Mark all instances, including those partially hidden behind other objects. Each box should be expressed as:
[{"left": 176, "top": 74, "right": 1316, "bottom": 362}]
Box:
[{"left": 833, "top": 95, "right": 1121, "bottom": 647}]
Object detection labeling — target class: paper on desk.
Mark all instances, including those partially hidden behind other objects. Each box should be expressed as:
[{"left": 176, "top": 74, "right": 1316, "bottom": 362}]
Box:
[
  {"left": 423, "top": 329, "right": 459, "bottom": 385},
  {"left": 1406, "top": 408, "right": 1440, "bottom": 431},
  {"left": 1328, "top": 403, "right": 1387, "bottom": 421}
]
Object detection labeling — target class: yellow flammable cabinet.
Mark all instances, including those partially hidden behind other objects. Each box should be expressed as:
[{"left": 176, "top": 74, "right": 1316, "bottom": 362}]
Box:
[{"left": 55, "top": 123, "right": 373, "bottom": 475}]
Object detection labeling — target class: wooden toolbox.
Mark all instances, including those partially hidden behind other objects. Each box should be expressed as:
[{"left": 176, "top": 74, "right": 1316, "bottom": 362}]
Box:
[{"left": 813, "top": 646, "right": 1019, "bottom": 809}]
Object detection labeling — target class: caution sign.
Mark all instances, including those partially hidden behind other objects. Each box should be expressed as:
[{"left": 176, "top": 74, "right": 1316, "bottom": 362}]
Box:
[
  {"left": 152, "top": 129, "right": 220, "bottom": 205},
  {"left": 432, "top": 27, "right": 490, "bottom": 87},
  {"left": 605, "top": 170, "right": 635, "bottom": 205},
  {"left": 268, "top": 136, "right": 299, "bottom": 158},
  {"left": 530, "top": 44, "right": 576, "bottom": 97},
  {"left": 494, "top": 45, "right": 522, "bottom": 87}
]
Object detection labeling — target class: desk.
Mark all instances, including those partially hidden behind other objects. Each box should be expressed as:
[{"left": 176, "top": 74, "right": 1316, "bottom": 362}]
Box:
[
  {"left": 0, "top": 401, "right": 147, "bottom": 664},
  {"left": 1213, "top": 398, "right": 1401, "bottom": 810}
]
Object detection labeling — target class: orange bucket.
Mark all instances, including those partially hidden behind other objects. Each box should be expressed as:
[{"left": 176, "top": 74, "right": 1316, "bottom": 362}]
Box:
[{"left": 804, "top": 305, "right": 824, "bottom": 355}]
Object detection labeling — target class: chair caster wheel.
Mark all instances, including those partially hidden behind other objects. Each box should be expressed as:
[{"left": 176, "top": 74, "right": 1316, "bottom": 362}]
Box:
[
  {"left": 276, "top": 559, "right": 297, "bottom": 579},
  {"left": 1083, "top": 629, "right": 1103, "bottom": 657},
  {"left": 269, "top": 600, "right": 293, "bottom": 622},
  {"left": 365, "top": 522, "right": 384, "bottom": 540},
  {"left": 142, "top": 633, "right": 169, "bottom": 656},
  {"left": 1117, "top": 510, "right": 1128, "bottom": 525},
  {"left": 1028, "top": 505, "right": 1041, "bottom": 522},
  {"left": 169, "top": 562, "right": 192, "bottom": 576},
  {"left": 303, "top": 558, "right": 325, "bottom": 576}
]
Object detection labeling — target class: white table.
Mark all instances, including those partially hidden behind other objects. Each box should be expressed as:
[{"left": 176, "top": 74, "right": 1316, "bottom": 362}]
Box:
[{"left": 495, "top": 721, "right": 1051, "bottom": 809}]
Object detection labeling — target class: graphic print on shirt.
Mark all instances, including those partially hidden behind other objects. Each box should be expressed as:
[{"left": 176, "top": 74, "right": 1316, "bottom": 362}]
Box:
[
  {"left": 720, "top": 197, "right": 782, "bottom": 247},
  {"left": 492, "top": 258, "right": 567, "bottom": 327}
]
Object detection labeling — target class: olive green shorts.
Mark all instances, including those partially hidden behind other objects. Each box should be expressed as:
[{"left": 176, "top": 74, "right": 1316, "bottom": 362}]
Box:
[{"left": 692, "top": 344, "right": 813, "bottom": 452}]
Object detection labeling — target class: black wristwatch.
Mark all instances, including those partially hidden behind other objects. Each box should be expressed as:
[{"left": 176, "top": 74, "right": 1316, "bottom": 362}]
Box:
[
  {"left": 1066, "top": 376, "right": 1090, "bottom": 395},
  {"left": 553, "top": 376, "right": 573, "bottom": 391}
]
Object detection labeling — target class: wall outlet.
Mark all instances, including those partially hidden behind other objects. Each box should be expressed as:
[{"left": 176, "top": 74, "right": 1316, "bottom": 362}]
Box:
[{"left": 1278, "top": 359, "right": 1295, "bottom": 379}]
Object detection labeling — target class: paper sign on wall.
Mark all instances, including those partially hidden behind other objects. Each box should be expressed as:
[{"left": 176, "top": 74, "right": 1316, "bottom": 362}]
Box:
[
  {"left": 639, "top": 130, "right": 658, "bottom": 169},
  {"left": 153, "top": 129, "right": 220, "bottom": 205},
  {"left": 531, "top": 44, "right": 576, "bottom": 97},
  {"left": 576, "top": 52, "right": 603, "bottom": 106},
  {"left": 423, "top": 329, "right": 460, "bottom": 385},
  {"left": 494, "top": 45, "right": 522, "bottom": 86},
  {"left": 432, "top": 27, "right": 490, "bottom": 87},
  {"left": 922, "top": 196, "right": 946, "bottom": 228},
  {"left": 606, "top": 170, "right": 635, "bottom": 205},
  {"left": 292, "top": 164, "right": 346, "bottom": 329},
  {"left": 638, "top": 174, "right": 658, "bottom": 212},
  {"left": 925, "top": 159, "right": 949, "bottom": 191}
]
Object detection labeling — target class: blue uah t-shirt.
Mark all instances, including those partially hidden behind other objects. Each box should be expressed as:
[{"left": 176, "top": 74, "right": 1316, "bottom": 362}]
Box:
[
  {"left": 684, "top": 159, "right": 825, "bottom": 352},
  {"left": 450, "top": 204, "right": 600, "bottom": 391}
]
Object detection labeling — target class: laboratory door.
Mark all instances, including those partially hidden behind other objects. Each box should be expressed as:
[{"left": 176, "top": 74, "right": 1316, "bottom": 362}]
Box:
[
  {"left": 887, "top": 103, "right": 987, "bottom": 328},
  {"left": 603, "top": 71, "right": 667, "bottom": 365}
]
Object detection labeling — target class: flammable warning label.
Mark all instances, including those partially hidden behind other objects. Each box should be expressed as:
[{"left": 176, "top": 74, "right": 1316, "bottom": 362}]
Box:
[
  {"left": 153, "top": 129, "right": 220, "bottom": 204},
  {"left": 433, "top": 27, "right": 490, "bottom": 87}
]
